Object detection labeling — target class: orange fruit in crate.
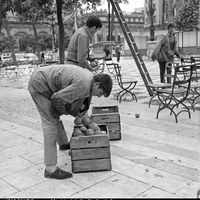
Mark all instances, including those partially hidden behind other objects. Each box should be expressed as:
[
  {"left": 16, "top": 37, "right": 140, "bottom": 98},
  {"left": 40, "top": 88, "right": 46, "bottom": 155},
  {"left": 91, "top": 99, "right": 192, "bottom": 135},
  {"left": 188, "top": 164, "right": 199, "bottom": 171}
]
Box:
[
  {"left": 82, "top": 117, "right": 91, "bottom": 127},
  {"left": 89, "top": 123, "right": 100, "bottom": 131},
  {"left": 85, "top": 128, "right": 94, "bottom": 135},
  {"left": 73, "top": 128, "right": 82, "bottom": 136},
  {"left": 94, "top": 129, "right": 102, "bottom": 135},
  {"left": 74, "top": 117, "right": 82, "bottom": 125},
  {"left": 80, "top": 125, "right": 87, "bottom": 133}
]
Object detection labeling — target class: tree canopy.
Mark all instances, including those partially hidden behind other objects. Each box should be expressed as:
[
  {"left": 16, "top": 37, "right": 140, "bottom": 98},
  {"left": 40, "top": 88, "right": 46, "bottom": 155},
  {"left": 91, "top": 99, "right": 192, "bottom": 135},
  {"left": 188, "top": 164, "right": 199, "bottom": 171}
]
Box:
[{"left": 174, "top": 0, "right": 199, "bottom": 31}]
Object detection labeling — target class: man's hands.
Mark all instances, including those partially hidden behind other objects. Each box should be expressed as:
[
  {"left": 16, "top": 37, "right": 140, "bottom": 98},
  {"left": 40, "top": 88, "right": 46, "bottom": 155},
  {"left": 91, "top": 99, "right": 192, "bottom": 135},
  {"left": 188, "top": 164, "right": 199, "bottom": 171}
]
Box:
[
  {"left": 90, "top": 59, "right": 101, "bottom": 72},
  {"left": 51, "top": 98, "right": 67, "bottom": 115}
]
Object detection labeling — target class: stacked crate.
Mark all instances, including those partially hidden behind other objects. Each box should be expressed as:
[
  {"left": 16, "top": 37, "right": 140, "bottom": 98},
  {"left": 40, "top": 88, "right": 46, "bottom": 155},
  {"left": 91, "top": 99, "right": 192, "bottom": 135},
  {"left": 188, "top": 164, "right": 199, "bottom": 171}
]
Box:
[
  {"left": 90, "top": 105, "right": 121, "bottom": 140},
  {"left": 70, "top": 124, "right": 112, "bottom": 173}
]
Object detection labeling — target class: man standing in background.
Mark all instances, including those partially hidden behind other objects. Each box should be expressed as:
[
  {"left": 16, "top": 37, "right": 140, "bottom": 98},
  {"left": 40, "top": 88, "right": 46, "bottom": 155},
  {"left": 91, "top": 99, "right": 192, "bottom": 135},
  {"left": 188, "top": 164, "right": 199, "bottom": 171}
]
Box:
[
  {"left": 66, "top": 15, "right": 102, "bottom": 72},
  {"left": 115, "top": 43, "right": 122, "bottom": 63}
]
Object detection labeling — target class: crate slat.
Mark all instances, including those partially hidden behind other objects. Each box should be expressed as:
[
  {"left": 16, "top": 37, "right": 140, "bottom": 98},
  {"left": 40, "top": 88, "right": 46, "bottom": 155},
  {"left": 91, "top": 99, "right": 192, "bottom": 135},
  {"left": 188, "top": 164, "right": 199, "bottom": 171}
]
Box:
[
  {"left": 71, "top": 147, "right": 110, "bottom": 161},
  {"left": 92, "top": 105, "right": 118, "bottom": 114},
  {"left": 90, "top": 113, "right": 120, "bottom": 123},
  {"left": 70, "top": 135, "right": 110, "bottom": 149},
  {"left": 72, "top": 158, "right": 112, "bottom": 173},
  {"left": 107, "top": 122, "right": 121, "bottom": 132}
]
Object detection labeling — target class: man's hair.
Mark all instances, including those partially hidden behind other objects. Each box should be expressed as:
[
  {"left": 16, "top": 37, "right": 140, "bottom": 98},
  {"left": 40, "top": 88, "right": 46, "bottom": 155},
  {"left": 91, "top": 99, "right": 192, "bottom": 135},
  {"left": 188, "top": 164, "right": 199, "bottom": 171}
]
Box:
[
  {"left": 93, "top": 73, "right": 113, "bottom": 97},
  {"left": 86, "top": 15, "right": 102, "bottom": 29},
  {"left": 167, "top": 22, "right": 175, "bottom": 30}
]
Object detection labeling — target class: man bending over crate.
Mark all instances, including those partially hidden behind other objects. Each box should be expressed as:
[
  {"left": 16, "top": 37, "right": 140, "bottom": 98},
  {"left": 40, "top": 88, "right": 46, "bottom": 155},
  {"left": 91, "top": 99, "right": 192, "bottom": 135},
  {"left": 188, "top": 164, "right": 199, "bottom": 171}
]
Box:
[{"left": 28, "top": 64, "right": 112, "bottom": 179}]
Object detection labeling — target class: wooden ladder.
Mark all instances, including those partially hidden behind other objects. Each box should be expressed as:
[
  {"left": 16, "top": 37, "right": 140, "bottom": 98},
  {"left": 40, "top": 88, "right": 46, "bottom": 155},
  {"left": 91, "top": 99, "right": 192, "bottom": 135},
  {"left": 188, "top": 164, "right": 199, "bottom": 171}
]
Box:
[{"left": 109, "top": 0, "right": 153, "bottom": 96}]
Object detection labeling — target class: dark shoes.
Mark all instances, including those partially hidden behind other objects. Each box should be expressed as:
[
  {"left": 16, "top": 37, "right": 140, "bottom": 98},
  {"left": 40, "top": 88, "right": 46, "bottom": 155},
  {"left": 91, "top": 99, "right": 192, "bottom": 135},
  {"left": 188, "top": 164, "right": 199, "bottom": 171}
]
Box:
[
  {"left": 59, "top": 143, "right": 70, "bottom": 150},
  {"left": 44, "top": 167, "right": 73, "bottom": 179}
]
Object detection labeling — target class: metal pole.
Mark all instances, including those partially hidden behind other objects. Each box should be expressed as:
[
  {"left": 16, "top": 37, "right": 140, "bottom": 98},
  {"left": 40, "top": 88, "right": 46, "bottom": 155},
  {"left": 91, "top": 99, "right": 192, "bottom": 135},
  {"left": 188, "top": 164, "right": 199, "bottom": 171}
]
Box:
[
  {"left": 182, "top": 31, "right": 183, "bottom": 55},
  {"left": 108, "top": 0, "right": 111, "bottom": 41},
  {"left": 196, "top": 29, "right": 198, "bottom": 55}
]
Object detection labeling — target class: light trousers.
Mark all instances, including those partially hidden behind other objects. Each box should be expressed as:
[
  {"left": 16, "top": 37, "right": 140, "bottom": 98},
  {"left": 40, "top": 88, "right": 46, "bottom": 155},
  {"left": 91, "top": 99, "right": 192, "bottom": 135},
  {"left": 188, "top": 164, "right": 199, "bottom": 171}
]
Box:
[{"left": 28, "top": 84, "right": 68, "bottom": 166}]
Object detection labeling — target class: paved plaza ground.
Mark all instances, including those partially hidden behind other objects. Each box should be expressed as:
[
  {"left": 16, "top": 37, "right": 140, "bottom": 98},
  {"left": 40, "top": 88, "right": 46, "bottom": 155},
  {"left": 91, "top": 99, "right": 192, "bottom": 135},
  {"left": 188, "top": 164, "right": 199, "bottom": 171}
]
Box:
[{"left": 0, "top": 56, "right": 199, "bottom": 198}]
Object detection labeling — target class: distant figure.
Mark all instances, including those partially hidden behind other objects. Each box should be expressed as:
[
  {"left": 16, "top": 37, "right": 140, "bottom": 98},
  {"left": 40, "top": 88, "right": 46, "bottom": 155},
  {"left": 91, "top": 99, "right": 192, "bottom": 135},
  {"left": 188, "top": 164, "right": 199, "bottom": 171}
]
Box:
[
  {"left": 151, "top": 23, "right": 182, "bottom": 83},
  {"left": 41, "top": 52, "right": 45, "bottom": 63},
  {"left": 115, "top": 43, "right": 122, "bottom": 62},
  {"left": 104, "top": 45, "right": 111, "bottom": 60}
]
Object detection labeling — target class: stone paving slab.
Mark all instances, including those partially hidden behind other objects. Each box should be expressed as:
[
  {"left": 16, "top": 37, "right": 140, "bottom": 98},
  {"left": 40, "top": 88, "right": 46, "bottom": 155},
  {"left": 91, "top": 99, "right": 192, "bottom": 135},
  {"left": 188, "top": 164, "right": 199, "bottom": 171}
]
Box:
[
  {"left": 70, "top": 173, "right": 151, "bottom": 198},
  {"left": 121, "top": 163, "right": 193, "bottom": 194}
]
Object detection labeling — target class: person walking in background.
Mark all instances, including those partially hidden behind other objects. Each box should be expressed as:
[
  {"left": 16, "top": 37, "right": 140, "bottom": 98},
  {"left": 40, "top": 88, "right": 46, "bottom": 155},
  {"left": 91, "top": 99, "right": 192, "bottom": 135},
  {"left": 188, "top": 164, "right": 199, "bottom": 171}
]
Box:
[
  {"left": 151, "top": 23, "right": 181, "bottom": 83},
  {"left": 66, "top": 15, "right": 102, "bottom": 72},
  {"left": 104, "top": 45, "right": 111, "bottom": 60},
  {"left": 40, "top": 52, "right": 45, "bottom": 63},
  {"left": 115, "top": 43, "right": 122, "bottom": 63},
  {"left": 28, "top": 64, "right": 113, "bottom": 179}
]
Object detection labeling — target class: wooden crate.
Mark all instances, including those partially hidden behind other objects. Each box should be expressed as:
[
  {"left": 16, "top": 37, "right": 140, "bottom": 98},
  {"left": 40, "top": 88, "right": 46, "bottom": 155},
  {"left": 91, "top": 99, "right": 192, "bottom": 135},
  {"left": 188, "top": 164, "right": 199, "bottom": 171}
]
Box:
[
  {"left": 90, "top": 106, "right": 121, "bottom": 140},
  {"left": 70, "top": 124, "right": 112, "bottom": 173}
]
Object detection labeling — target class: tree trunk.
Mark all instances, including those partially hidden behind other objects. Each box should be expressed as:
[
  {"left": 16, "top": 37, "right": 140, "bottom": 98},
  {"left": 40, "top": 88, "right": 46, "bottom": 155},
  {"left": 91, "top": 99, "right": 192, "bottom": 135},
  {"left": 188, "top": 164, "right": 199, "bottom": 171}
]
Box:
[
  {"left": 149, "top": 0, "right": 155, "bottom": 41},
  {"left": 32, "top": 22, "right": 40, "bottom": 60},
  {"left": 161, "top": 0, "right": 165, "bottom": 29},
  {"left": 4, "top": 17, "right": 16, "bottom": 64},
  {"left": 56, "top": 0, "right": 64, "bottom": 64},
  {"left": 149, "top": 0, "right": 154, "bottom": 25},
  {"left": 0, "top": 0, "right": 3, "bottom": 33}
]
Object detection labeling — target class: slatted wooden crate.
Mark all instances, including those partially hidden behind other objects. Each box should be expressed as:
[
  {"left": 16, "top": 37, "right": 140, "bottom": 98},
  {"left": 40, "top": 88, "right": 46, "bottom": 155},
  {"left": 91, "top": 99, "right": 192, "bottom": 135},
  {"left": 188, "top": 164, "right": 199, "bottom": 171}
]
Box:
[
  {"left": 70, "top": 124, "right": 112, "bottom": 173},
  {"left": 90, "top": 106, "right": 121, "bottom": 140}
]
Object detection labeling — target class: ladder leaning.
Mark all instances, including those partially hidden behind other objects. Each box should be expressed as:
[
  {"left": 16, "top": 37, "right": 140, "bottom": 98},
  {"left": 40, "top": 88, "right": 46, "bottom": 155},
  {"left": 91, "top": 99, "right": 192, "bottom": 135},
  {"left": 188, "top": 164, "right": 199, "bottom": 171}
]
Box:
[{"left": 109, "top": 0, "right": 153, "bottom": 96}]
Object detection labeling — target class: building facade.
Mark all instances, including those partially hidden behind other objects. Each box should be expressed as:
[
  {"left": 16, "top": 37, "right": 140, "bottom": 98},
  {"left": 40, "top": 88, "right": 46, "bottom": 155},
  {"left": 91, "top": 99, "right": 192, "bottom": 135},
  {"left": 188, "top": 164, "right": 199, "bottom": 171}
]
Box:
[
  {"left": 0, "top": 8, "right": 145, "bottom": 51},
  {"left": 144, "top": 0, "right": 199, "bottom": 29},
  {"left": 93, "top": 9, "right": 144, "bottom": 44},
  {"left": 0, "top": 0, "right": 199, "bottom": 55}
]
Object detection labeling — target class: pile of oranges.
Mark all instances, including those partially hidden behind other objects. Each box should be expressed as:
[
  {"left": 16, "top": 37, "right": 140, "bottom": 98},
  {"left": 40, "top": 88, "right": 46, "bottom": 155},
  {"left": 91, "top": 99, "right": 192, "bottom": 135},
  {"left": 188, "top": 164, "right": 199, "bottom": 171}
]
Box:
[{"left": 73, "top": 116, "right": 106, "bottom": 137}]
